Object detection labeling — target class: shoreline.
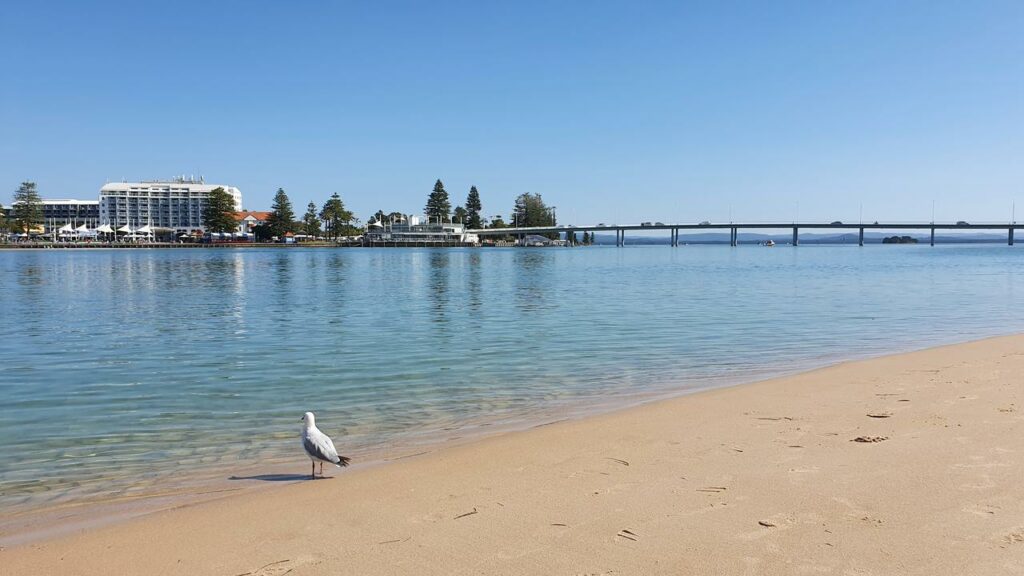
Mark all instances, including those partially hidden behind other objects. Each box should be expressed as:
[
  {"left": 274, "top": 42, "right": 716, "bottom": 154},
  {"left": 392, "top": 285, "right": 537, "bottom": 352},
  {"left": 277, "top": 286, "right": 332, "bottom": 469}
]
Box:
[
  {"left": 0, "top": 356, "right": 812, "bottom": 547},
  {"left": 2, "top": 241, "right": 1018, "bottom": 250},
  {"left": 3, "top": 328, "right": 1009, "bottom": 548},
  {"left": 4, "top": 334, "right": 1024, "bottom": 574}
]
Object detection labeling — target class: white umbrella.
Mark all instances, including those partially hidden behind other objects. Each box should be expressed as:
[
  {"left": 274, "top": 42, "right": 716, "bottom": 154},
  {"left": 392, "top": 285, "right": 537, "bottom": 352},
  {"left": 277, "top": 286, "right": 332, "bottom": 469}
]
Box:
[
  {"left": 136, "top": 224, "right": 152, "bottom": 234},
  {"left": 59, "top": 223, "right": 74, "bottom": 233},
  {"left": 117, "top": 224, "right": 133, "bottom": 233},
  {"left": 96, "top": 224, "right": 114, "bottom": 233}
]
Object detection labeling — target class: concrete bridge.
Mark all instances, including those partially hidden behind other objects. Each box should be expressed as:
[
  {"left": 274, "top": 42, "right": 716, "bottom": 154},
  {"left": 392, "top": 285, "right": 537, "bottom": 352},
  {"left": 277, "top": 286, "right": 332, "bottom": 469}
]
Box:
[{"left": 468, "top": 222, "right": 1023, "bottom": 246}]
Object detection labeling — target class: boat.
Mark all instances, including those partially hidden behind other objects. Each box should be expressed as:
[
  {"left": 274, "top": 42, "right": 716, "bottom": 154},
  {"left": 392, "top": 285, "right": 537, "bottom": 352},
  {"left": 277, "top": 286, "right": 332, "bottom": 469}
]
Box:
[{"left": 763, "top": 240, "right": 775, "bottom": 246}]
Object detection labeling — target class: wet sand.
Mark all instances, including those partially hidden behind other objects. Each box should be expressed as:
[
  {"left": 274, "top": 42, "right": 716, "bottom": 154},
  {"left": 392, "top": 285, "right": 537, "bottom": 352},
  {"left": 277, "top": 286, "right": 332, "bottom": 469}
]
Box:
[{"left": 4, "top": 335, "right": 1024, "bottom": 575}]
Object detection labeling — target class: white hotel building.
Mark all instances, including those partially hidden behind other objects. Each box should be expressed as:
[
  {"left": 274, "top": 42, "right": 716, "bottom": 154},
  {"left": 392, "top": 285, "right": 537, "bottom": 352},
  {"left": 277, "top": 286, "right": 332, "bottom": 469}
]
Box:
[{"left": 99, "top": 177, "right": 242, "bottom": 234}]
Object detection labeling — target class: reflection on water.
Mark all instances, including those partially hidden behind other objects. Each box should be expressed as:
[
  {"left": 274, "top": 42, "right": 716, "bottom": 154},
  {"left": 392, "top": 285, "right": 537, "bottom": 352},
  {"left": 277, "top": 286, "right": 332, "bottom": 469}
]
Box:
[
  {"left": 466, "top": 251, "right": 483, "bottom": 316},
  {"left": 513, "top": 250, "right": 552, "bottom": 313},
  {"left": 428, "top": 250, "right": 450, "bottom": 323},
  {"left": 3, "top": 245, "right": 1024, "bottom": 513},
  {"left": 18, "top": 265, "right": 43, "bottom": 287}
]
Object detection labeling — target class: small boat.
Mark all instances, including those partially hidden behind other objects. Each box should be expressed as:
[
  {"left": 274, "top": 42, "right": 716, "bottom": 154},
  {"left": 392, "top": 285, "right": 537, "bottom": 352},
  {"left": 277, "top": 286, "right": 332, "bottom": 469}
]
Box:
[{"left": 763, "top": 240, "right": 775, "bottom": 247}]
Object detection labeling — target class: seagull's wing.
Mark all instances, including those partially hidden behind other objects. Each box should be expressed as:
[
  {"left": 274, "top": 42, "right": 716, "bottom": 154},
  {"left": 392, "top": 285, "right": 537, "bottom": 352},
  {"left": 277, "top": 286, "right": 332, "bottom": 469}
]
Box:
[{"left": 303, "top": 429, "right": 340, "bottom": 464}]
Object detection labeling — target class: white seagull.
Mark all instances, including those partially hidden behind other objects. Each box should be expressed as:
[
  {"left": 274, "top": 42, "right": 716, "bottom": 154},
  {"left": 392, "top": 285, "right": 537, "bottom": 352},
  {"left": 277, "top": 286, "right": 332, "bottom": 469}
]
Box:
[{"left": 301, "top": 412, "right": 351, "bottom": 479}]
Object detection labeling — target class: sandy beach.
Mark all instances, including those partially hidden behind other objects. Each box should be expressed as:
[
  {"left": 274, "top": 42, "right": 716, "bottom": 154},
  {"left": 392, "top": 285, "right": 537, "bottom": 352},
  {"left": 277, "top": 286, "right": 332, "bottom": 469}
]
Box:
[{"left": 4, "top": 335, "right": 1024, "bottom": 575}]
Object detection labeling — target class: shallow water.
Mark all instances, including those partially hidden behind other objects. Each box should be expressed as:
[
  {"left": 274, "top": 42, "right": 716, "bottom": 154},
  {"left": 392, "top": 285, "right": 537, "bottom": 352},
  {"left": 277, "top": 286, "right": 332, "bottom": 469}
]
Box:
[{"left": 2, "top": 245, "right": 1022, "bottom": 513}]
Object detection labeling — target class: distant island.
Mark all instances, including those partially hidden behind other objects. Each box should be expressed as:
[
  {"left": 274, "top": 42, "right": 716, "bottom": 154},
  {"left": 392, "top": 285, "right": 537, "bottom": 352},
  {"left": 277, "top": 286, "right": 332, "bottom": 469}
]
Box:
[{"left": 882, "top": 235, "right": 919, "bottom": 244}]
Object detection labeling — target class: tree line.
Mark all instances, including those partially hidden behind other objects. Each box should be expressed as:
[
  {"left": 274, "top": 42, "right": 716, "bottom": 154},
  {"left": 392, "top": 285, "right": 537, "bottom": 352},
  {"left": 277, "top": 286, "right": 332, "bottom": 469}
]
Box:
[
  {"left": 209, "top": 180, "right": 495, "bottom": 240},
  {"left": 203, "top": 187, "right": 360, "bottom": 241},
  {"left": 5, "top": 179, "right": 567, "bottom": 242},
  {"left": 374, "top": 179, "right": 558, "bottom": 233}
]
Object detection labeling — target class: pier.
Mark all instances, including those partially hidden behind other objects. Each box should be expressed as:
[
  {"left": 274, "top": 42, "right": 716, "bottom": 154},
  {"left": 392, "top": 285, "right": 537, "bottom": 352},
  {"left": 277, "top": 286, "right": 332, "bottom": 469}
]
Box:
[{"left": 470, "top": 222, "right": 1023, "bottom": 246}]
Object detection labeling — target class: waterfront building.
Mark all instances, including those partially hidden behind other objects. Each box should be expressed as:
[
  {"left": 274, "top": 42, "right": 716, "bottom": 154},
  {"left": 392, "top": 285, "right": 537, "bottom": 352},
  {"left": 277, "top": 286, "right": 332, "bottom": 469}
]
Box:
[
  {"left": 364, "top": 215, "right": 479, "bottom": 244},
  {"left": 5, "top": 199, "right": 100, "bottom": 230},
  {"left": 235, "top": 210, "right": 271, "bottom": 235},
  {"left": 99, "top": 177, "right": 242, "bottom": 234},
  {"left": 41, "top": 199, "right": 101, "bottom": 228}
]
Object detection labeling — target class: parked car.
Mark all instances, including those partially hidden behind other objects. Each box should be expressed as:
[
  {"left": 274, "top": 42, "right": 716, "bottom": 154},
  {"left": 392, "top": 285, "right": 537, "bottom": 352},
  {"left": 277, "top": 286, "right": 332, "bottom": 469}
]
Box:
[
  {"left": 655, "top": 222, "right": 665, "bottom": 226},
  {"left": 641, "top": 222, "right": 653, "bottom": 227},
  {"left": 597, "top": 223, "right": 607, "bottom": 227},
  {"left": 699, "top": 221, "right": 711, "bottom": 226},
  {"left": 957, "top": 221, "right": 970, "bottom": 226},
  {"left": 831, "top": 221, "right": 843, "bottom": 225}
]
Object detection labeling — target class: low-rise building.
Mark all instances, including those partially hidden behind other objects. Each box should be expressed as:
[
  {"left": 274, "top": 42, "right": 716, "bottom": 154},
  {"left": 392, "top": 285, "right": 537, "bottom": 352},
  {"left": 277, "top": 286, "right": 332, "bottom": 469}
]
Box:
[
  {"left": 4, "top": 199, "right": 100, "bottom": 231},
  {"left": 365, "top": 215, "right": 478, "bottom": 244},
  {"left": 235, "top": 211, "right": 271, "bottom": 235},
  {"left": 40, "top": 199, "right": 101, "bottom": 228}
]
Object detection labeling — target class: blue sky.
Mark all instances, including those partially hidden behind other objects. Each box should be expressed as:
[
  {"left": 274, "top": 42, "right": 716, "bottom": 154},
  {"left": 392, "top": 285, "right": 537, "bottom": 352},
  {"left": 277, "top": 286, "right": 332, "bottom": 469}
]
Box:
[{"left": 2, "top": 1, "right": 1021, "bottom": 225}]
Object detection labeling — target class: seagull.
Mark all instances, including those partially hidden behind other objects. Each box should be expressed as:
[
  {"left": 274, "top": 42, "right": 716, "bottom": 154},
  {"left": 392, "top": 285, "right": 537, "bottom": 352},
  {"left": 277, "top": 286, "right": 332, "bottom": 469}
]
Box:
[{"left": 301, "top": 412, "right": 351, "bottom": 479}]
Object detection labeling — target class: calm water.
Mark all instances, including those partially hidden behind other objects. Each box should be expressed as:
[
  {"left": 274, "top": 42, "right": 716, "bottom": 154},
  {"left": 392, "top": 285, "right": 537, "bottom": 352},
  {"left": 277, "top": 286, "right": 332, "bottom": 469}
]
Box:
[{"left": 1, "top": 245, "right": 1022, "bottom": 513}]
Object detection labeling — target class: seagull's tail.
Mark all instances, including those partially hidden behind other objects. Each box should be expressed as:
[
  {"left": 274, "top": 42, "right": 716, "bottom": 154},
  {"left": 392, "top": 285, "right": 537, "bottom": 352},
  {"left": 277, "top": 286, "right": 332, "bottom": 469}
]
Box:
[{"left": 336, "top": 455, "right": 351, "bottom": 467}]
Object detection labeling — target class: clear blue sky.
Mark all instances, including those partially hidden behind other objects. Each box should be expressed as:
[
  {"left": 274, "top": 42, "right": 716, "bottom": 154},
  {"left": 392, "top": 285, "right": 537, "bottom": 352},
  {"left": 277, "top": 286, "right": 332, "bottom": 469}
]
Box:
[{"left": 2, "top": 1, "right": 1021, "bottom": 225}]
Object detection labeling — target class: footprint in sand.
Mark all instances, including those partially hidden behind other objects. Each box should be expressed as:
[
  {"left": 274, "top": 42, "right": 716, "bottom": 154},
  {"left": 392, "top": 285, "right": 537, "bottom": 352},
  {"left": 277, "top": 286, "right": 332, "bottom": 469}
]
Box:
[
  {"left": 962, "top": 503, "right": 999, "bottom": 517},
  {"left": 1002, "top": 529, "right": 1024, "bottom": 545},
  {"left": 851, "top": 436, "right": 888, "bottom": 443}
]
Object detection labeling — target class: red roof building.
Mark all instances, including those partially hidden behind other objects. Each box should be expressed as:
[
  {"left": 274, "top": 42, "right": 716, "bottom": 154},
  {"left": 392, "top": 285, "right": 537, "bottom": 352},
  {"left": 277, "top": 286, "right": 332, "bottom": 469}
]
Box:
[{"left": 235, "top": 211, "right": 271, "bottom": 234}]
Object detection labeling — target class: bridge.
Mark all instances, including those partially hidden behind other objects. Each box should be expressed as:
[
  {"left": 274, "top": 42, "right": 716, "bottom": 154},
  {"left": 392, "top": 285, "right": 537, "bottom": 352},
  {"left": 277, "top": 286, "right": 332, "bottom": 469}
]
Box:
[{"left": 468, "top": 222, "right": 1023, "bottom": 246}]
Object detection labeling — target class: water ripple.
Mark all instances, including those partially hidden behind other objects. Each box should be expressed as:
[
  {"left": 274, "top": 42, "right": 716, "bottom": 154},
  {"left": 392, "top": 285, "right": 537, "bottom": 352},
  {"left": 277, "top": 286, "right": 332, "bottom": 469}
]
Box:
[{"left": 2, "top": 245, "right": 1024, "bottom": 511}]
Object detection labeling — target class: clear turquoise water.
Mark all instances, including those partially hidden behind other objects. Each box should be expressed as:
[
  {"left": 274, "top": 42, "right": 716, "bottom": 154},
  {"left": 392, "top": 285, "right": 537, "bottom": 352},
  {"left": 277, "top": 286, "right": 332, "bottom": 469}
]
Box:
[{"left": 2, "top": 245, "right": 1023, "bottom": 512}]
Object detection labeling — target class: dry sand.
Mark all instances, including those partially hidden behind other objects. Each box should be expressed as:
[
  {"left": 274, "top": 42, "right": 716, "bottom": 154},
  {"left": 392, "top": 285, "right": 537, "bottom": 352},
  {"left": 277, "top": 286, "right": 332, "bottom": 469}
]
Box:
[{"left": 4, "top": 335, "right": 1024, "bottom": 575}]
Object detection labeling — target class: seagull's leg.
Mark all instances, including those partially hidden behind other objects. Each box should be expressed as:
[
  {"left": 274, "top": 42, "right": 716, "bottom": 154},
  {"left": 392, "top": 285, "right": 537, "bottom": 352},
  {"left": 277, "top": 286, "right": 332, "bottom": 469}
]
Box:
[
  {"left": 319, "top": 461, "right": 324, "bottom": 477},
  {"left": 311, "top": 461, "right": 315, "bottom": 480}
]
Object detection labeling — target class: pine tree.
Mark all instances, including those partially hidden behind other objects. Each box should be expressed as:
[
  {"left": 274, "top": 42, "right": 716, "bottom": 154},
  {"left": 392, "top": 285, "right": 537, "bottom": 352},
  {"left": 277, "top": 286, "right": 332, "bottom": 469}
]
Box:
[
  {"left": 512, "top": 193, "right": 555, "bottom": 228},
  {"left": 453, "top": 206, "right": 468, "bottom": 224},
  {"left": 201, "top": 187, "right": 238, "bottom": 233},
  {"left": 465, "top": 186, "right": 483, "bottom": 229},
  {"left": 319, "top": 193, "right": 354, "bottom": 240},
  {"left": 12, "top": 181, "right": 42, "bottom": 234},
  {"left": 267, "top": 188, "right": 295, "bottom": 238},
  {"left": 303, "top": 201, "right": 322, "bottom": 237},
  {"left": 424, "top": 179, "right": 451, "bottom": 223},
  {"left": 511, "top": 193, "right": 557, "bottom": 238},
  {"left": 252, "top": 223, "right": 273, "bottom": 242}
]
